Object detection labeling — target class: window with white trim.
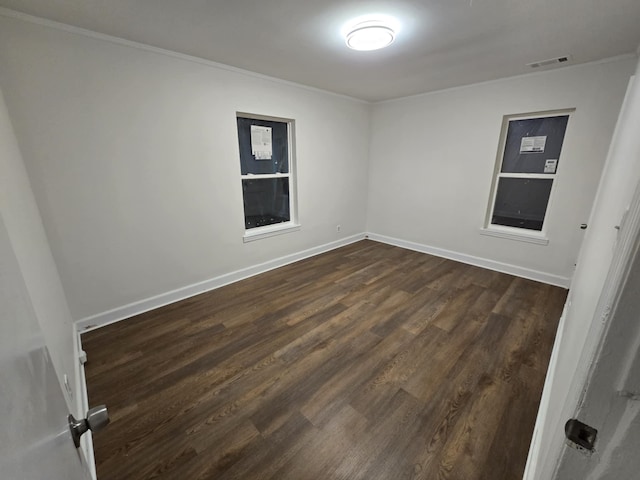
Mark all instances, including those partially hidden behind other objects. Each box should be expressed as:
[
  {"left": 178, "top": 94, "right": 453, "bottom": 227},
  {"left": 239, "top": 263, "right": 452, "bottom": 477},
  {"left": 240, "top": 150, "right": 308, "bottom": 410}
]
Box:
[
  {"left": 236, "top": 113, "right": 298, "bottom": 240},
  {"left": 485, "top": 111, "right": 571, "bottom": 235}
]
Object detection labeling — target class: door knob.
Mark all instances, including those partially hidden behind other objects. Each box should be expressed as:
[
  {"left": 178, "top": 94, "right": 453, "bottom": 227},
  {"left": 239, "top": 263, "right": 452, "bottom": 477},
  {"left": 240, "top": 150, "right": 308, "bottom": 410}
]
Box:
[{"left": 68, "top": 405, "right": 110, "bottom": 448}]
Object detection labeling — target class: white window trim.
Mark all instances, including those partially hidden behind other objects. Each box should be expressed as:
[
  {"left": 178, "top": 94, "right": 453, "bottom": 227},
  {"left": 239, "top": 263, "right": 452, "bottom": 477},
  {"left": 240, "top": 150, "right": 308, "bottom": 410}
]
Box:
[
  {"left": 483, "top": 108, "right": 574, "bottom": 244},
  {"left": 479, "top": 225, "right": 549, "bottom": 245},
  {"left": 242, "top": 173, "right": 289, "bottom": 179},
  {"left": 237, "top": 112, "right": 300, "bottom": 241},
  {"left": 243, "top": 223, "right": 301, "bottom": 243}
]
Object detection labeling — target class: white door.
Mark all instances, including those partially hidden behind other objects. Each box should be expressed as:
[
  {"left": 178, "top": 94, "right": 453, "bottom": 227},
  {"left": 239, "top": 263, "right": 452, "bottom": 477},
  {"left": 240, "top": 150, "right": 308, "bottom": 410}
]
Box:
[
  {"left": 554, "top": 197, "right": 640, "bottom": 479},
  {"left": 524, "top": 64, "right": 640, "bottom": 479},
  {"left": 0, "top": 214, "right": 91, "bottom": 480}
]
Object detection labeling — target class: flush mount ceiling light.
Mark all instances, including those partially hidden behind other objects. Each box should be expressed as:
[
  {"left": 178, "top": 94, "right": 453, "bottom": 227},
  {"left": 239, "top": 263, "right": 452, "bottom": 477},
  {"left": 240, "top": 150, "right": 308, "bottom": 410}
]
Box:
[{"left": 345, "top": 20, "right": 395, "bottom": 51}]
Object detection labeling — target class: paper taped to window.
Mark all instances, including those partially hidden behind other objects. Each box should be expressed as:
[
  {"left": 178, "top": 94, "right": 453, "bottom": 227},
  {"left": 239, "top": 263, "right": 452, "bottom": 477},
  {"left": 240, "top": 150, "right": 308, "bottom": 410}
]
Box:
[
  {"left": 544, "top": 159, "right": 558, "bottom": 173},
  {"left": 520, "top": 135, "right": 547, "bottom": 154},
  {"left": 251, "top": 125, "right": 272, "bottom": 160}
]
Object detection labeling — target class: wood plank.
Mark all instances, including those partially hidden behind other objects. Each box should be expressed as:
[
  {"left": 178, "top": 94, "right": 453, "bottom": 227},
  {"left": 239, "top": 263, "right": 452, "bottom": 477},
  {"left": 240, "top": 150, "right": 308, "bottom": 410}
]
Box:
[{"left": 83, "top": 240, "right": 566, "bottom": 480}]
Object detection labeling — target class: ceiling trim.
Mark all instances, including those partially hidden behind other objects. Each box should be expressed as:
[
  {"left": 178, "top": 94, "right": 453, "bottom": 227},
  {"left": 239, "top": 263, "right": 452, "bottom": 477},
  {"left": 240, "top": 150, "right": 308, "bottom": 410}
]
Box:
[
  {"left": 375, "top": 52, "right": 639, "bottom": 105},
  {"left": 1, "top": 7, "right": 637, "bottom": 105},
  {"left": 0, "top": 7, "right": 369, "bottom": 104}
]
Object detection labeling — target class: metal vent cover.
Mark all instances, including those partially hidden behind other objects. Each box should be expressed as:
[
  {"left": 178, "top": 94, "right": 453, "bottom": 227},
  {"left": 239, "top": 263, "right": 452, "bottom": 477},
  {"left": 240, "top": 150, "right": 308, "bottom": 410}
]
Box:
[{"left": 527, "top": 55, "right": 572, "bottom": 68}]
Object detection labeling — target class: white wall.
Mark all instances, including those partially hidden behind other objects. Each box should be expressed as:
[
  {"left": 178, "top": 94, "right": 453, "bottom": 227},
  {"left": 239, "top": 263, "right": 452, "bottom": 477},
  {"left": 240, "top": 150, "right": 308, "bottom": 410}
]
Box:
[
  {"left": 0, "top": 11, "right": 637, "bottom": 436},
  {"left": 0, "top": 15, "right": 371, "bottom": 322},
  {"left": 367, "top": 57, "right": 637, "bottom": 285},
  {"left": 0, "top": 87, "right": 79, "bottom": 413}
]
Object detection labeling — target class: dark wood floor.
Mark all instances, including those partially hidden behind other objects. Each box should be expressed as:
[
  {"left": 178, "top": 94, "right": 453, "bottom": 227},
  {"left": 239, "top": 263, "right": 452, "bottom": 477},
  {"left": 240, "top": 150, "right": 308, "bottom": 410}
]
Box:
[{"left": 83, "top": 240, "right": 566, "bottom": 480}]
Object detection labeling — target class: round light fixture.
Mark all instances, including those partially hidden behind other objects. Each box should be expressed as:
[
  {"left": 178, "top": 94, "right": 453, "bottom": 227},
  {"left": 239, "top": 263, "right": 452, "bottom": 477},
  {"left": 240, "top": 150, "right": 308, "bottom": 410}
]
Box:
[{"left": 345, "top": 21, "right": 395, "bottom": 51}]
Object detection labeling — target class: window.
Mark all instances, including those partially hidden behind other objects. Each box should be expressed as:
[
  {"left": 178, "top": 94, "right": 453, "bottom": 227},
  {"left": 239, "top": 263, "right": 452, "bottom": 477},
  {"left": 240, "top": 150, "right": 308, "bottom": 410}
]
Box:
[
  {"left": 484, "top": 111, "right": 572, "bottom": 242},
  {"left": 236, "top": 113, "right": 298, "bottom": 241}
]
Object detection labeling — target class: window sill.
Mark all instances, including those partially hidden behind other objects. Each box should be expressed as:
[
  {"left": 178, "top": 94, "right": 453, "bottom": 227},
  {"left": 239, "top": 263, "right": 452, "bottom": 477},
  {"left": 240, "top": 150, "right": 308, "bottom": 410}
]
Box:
[
  {"left": 479, "top": 227, "right": 549, "bottom": 245},
  {"left": 243, "top": 223, "right": 301, "bottom": 243}
]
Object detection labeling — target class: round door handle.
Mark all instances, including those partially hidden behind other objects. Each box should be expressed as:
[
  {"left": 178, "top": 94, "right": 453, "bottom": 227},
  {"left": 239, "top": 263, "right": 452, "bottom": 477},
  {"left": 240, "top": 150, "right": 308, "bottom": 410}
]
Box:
[{"left": 68, "top": 405, "right": 110, "bottom": 448}]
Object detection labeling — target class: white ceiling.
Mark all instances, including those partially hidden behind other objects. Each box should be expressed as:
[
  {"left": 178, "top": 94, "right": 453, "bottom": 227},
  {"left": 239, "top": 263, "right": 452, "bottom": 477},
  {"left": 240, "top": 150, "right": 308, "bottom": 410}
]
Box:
[{"left": 1, "top": 0, "right": 639, "bottom": 101}]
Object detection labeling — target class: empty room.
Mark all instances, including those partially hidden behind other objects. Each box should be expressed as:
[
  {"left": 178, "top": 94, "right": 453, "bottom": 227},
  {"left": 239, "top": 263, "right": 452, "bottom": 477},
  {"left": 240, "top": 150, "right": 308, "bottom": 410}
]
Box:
[{"left": 1, "top": 1, "right": 640, "bottom": 479}]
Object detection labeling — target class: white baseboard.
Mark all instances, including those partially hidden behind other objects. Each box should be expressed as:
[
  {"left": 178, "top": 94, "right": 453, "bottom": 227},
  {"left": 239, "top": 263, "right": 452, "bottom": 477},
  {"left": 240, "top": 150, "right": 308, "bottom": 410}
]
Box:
[
  {"left": 76, "top": 231, "right": 570, "bottom": 333},
  {"left": 366, "top": 232, "right": 571, "bottom": 288},
  {"left": 76, "top": 234, "right": 366, "bottom": 332}
]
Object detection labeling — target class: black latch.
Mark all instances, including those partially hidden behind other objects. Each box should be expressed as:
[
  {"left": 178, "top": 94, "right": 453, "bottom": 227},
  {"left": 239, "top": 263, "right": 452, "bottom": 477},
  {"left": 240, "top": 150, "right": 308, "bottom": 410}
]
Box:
[{"left": 565, "top": 418, "right": 597, "bottom": 451}]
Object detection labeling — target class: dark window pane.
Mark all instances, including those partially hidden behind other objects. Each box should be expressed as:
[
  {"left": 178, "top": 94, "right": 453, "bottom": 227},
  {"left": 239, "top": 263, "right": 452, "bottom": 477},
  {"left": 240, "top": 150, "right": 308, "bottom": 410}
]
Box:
[
  {"left": 501, "top": 116, "right": 569, "bottom": 174},
  {"left": 237, "top": 117, "right": 289, "bottom": 175},
  {"left": 242, "top": 178, "right": 290, "bottom": 229},
  {"left": 492, "top": 177, "right": 553, "bottom": 231}
]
